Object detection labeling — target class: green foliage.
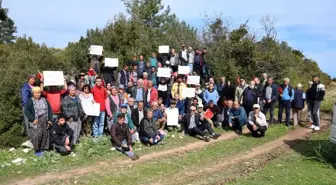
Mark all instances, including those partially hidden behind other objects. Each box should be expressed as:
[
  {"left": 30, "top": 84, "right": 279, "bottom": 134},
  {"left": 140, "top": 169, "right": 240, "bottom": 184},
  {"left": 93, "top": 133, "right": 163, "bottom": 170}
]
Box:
[
  {"left": 0, "top": 123, "right": 25, "bottom": 147},
  {"left": 0, "top": 2, "right": 16, "bottom": 44}
]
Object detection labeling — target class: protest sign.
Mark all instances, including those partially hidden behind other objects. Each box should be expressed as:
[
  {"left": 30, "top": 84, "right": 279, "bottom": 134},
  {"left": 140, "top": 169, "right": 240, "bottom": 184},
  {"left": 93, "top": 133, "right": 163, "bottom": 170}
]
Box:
[
  {"left": 157, "top": 68, "right": 171, "bottom": 77},
  {"left": 159, "top": 45, "right": 169, "bottom": 53},
  {"left": 187, "top": 76, "right": 200, "bottom": 85},
  {"left": 104, "top": 58, "right": 119, "bottom": 67},
  {"left": 81, "top": 101, "right": 100, "bottom": 116},
  {"left": 178, "top": 65, "right": 190, "bottom": 75},
  {"left": 204, "top": 109, "right": 214, "bottom": 119},
  {"left": 182, "top": 88, "right": 196, "bottom": 98},
  {"left": 43, "top": 71, "right": 64, "bottom": 86},
  {"left": 165, "top": 108, "right": 179, "bottom": 126},
  {"left": 89, "top": 45, "right": 103, "bottom": 56}
]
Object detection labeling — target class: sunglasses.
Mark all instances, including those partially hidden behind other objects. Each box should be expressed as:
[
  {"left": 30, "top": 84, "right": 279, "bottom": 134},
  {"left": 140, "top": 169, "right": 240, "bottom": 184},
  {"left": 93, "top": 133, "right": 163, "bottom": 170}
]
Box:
[{"left": 191, "top": 109, "right": 196, "bottom": 112}]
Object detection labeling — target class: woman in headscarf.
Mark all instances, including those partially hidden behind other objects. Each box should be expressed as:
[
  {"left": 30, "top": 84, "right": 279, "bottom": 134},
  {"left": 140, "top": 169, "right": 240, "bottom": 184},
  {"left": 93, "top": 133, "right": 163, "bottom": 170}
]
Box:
[
  {"left": 61, "top": 85, "right": 85, "bottom": 145},
  {"left": 21, "top": 74, "right": 37, "bottom": 138},
  {"left": 24, "top": 87, "right": 53, "bottom": 156},
  {"left": 85, "top": 68, "right": 98, "bottom": 88}
]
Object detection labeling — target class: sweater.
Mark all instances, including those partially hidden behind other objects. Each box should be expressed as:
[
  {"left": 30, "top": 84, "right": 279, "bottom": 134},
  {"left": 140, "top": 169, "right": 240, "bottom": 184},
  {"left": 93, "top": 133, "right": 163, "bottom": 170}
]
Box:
[
  {"left": 139, "top": 117, "right": 158, "bottom": 138},
  {"left": 61, "top": 95, "right": 85, "bottom": 121},
  {"left": 24, "top": 98, "right": 53, "bottom": 122},
  {"left": 229, "top": 107, "right": 247, "bottom": 124},
  {"left": 204, "top": 89, "right": 219, "bottom": 105}
]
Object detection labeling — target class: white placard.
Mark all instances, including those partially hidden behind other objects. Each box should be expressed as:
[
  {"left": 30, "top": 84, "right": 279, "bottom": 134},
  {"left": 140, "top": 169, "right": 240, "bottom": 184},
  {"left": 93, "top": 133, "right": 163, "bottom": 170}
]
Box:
[
  {"left": 159, "top": 45, "right": 170, "bottom": 53},
  {"left": 187, "top": 76, "right": 200, "bottom": 85},
  {"left": 178, "top": 65, "right": 190, "bottom": 75},
  {"left": 157, "top": 68, "right": 171, "bottom": 77},
  {"left": 89, "top": 45, "right": 103, "bottom": 56},
  {"left": 182, "top": 88, "right": 196, "bottom": 98},
  {"left": 104, "top": 58, "right": 119, "bottom": 67},
  {"left": 43, "top": 71, "right": 64, "bottom": 86},
  {"left": 82, "top": 101, "right": 100, "bottom": 116},
  {"left": 165, "top": 108, "right": 179, "bottom": 126}
]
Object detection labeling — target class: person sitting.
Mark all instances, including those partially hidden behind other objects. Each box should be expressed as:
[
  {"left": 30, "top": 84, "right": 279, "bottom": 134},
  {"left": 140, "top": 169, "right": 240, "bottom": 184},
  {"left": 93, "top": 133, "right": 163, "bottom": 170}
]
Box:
[
  {"left": 182, "top": 106, "right": 221, "bottom": 142},
  {"left": 228, "top": 101, "right": 248, "bottom": 135},
  {"left": 204, "top": 100, "right": 221, "bottom": 128},
  {"left": 113, "top": 103, "right": 137, "bottom": 142},
  {"left": 110, "top": 114, "right": 139, "bottom": 160},
  {"left": 247, "top": 104, "right": 268, "bottom": 137},
  {"left": 131, "top": 101, "right": 146, "bottom": 129},
  {"left": 165, "top": 100, "right": 180, "bottom": 131},
  {"left": 50, "top": 115, "right": 73, "bottom": 155},
  {"left": 151, "top": 102, "right": 167, "bottom": 130},
  {"left": 220, "top": 100, "right": 233, "bottom": 129},
  {"left": 139, "top": 109, "right": 164, "bottom": 145},
  {"left": 127, "top": 97, "right": 136, "bottom": 116}
]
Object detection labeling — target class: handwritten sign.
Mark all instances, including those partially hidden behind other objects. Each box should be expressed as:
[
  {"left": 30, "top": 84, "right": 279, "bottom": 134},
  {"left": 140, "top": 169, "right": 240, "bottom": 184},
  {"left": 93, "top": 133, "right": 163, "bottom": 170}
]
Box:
[
  {"left": 178, "top": 65, "right": 190, "bottom": 75},
  {"left": 182, "top": 88, "right": 195, "bottom": 98},
  {"left": 157, "top": 68, "right": 171, "bottom": 77},
  {"left": 187, "top": 76, "right": 200, "bottom": 85},
  {"left": 165, "top": 108, "right": 179, "bottom": 126},
  {"left": 159, "top": 45, "right": 169, "bottom": 53},
  {"left": 43, "top": 71, "right": 64, "bottom": 86},
  {"left": 104, "top": 58, "right": 119, "bottom": 67},
  {"left": 89, "top": 45, "right": 103, "bottom": 56},
  {"left": 82, "top": 101, "right": 100, "bottom": 116}
]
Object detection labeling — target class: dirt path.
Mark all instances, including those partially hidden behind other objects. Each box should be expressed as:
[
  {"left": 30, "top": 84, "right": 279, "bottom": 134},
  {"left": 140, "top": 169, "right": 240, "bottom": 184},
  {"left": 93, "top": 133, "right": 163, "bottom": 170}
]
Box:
[
  {"left": 12, "top": 129, "right": 249, "bottom": 185},
  {"left": 152, "top": 118, "right": 330, "bottom": 185}
]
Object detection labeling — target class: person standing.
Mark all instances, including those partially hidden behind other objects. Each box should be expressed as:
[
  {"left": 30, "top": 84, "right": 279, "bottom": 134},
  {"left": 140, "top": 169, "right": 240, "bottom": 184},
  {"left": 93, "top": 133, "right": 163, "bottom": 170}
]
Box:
[
  {"left": 292, "top": 83, "right": 306, "bottom": 126},
  {"left": 129, "top": 64, "right": 138, "bottom": 85},
  {"left": 118, "top": 64, "right": 130, "bottom": 89},
  {"left": 221, "top": 81, "right": 235, "bottom": 101},
  {"left": 149, "top": 52, "right": 158, "bottom": 68},
  {"left": 193, "top": 49, "right": 202, "bottom": 77},
  {"left": 179, "top": 44, "right": 189, "bottom": 66},
  {"left": 241, "top": 80, "right": 260, "bottom": 115},
  {"left": 307, "top": 75, "right": 325, "bottom": 131},
  {"left": 277, "top": 78, "right": 294, "bottom": 126},
  {"left": 187, "top": 47, "right": 194, "bottom": 73},
  {"left": 235, "top": 79, "right": 248, "bottom": 103},
  {"left": 169, "top": 49, "right": 180, "bottom": 72},
  {"left": 204, "top": 83, "right": 219, "bottom": 105},
  {"left": 105, "top": 86, "right": 122, "bottom": 128},
  {"left": 217, "top": 77, "right": 226, "bottom": 95},
  {"left": 145, "top": 81, "right": 158, "bottom": 108},
  {"left": 262, "top": 77, "right": 278, "bottom": 124},
  {"left": 171, "top": 76, "right": 187, "bottom": 100},
  {"left": 137, "top": 55, "right": 145, "bottom": 78},
  {"left": 91, "top": 77, "right": 108, "bottom": 137}
]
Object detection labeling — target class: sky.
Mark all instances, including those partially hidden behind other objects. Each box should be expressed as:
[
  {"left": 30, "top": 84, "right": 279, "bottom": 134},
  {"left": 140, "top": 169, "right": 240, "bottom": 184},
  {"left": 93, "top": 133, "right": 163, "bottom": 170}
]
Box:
[{"left": 3, "top": 0, "right": 336, "bottom": 77}]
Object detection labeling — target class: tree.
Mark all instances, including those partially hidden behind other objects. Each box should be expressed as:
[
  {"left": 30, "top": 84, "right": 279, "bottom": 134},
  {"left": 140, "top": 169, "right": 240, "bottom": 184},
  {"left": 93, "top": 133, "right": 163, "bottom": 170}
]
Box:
[{"left": 0, "top": 0, "right": 17, "bottom": 43}]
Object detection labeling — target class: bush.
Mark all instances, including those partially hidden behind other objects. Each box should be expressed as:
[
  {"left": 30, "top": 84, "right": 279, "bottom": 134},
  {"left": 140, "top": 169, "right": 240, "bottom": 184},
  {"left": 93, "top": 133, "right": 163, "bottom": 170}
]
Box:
[{"left": 0, "top": 123, "right": 26, "bottom": 147}]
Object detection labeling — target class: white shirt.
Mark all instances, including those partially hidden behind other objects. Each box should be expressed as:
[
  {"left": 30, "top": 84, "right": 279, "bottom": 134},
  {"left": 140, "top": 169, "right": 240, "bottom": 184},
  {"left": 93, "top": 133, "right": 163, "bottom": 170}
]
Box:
[
  {"left": 248, "top": 111, "right": 268, "bottom": 127},
  {"left": 181, "top": 50, "right": 188, "bottom": 61},
  {"left": 147, "top": 89, "right": 151, "bottom": 103},
  {"left": 138, "top": 109, "right": 144, "bottom": 126}
]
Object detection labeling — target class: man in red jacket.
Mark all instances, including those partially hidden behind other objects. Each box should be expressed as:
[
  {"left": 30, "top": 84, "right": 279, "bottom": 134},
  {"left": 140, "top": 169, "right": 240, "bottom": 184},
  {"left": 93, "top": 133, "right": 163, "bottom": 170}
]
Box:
[
  {"left": 91, "top": 77, "right": 108, "bottom": 137},
  {"left": 145, "top": 80, "right": 158, "bottom": 108}
]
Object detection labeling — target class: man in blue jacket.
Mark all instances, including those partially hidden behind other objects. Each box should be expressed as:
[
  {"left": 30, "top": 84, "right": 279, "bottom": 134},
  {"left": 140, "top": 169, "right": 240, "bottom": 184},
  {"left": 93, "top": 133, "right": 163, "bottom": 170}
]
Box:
[
  {"left": 277, "top": 78, "right": 294, "bottom": 126},
  {"left": 228, "top": 101, "right": 248, "bottom": 135},
  {"left": 262, "top": 77, "right": 278, "bottom": 124}
]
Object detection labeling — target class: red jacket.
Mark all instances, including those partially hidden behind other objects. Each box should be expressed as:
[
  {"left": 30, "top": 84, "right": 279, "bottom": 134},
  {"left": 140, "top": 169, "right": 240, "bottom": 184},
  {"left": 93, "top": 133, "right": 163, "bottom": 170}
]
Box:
[
  {"left": 91, "top": 85, "right": 108, "bottom": 111},
  {"left": 147, "top": 87, "right": 158, "bottom": 106}
]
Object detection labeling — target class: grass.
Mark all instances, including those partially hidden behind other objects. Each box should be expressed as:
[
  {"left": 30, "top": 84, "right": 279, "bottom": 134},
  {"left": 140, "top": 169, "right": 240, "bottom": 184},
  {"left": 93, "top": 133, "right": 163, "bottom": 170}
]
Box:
[
  {"left": 320, "top": 83, "right": 336, "bottom": 113},
  {"left": 44, "top": 124, "right": 289, "bottom": 185}
]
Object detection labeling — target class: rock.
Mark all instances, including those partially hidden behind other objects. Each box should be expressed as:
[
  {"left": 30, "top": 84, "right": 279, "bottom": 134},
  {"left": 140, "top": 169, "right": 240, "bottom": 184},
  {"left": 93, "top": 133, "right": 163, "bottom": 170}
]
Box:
[
  {"left": 9, "top": 148, "right": 15, "bottom": 152},
  {"left": 21, "top": 140, "right": 34, "bottom": 148},
  {"left": 172, "top": 135, "right": 175, "bottom": 138},
  {"left": 22, "top": 148, "right": 31, "bottom": 153},
  {"left": 11, "top": 158, "right": 25, "bottom": 165},
  {"left": 110, "top": 147, "right": 116, "bottom": 151},
  {"left": 74, "top": 180, "right": 78, "bottom": 184}
]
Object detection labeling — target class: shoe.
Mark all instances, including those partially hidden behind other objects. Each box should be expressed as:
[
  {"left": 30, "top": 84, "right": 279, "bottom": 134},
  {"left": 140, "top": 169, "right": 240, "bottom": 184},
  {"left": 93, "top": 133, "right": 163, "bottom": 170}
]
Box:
[
  {"left": 131, "top": 155, "right": 140, "bottom": 161},
  {"left": 204, "top": 136, "right": 211, "bottom": 142},
  {"left": 34, "top": 151, "right": 43, "bottom": 157},
  {"left": 235, "top": 130, "right": 242, "bottom": 135},
  {"left": 313, "top": 126, "right": 320, "bottom": 131},
  {"left": 310, "top": 125, "right": 316, "bottom": 129},
  {"left": 212, "top": 133, "right": 221, "bottom": 139}
]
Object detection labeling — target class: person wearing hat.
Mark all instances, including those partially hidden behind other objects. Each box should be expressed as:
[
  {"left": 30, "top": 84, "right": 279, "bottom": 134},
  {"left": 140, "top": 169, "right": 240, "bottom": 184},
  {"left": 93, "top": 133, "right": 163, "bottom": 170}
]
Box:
[
  {"left": 24, "top": 87, "right": 53, "bottom": 156},
  {"left": 247, "top": 104, "right": 268, "bottom": 137},
  {"left": 84, "top": 68, "right": 98, "bottom": 89},
  {"left": 171, "top": 75, "right": 187, "bottom": 100},
  {"left": 179, "top": 44, "right": 189, "bottom": 66},
  {"left": 113, "top": 103, "right": 137, "bottom": 143},
  {"left": 292, "top": 83, "right": 306, "bottom": 126}
]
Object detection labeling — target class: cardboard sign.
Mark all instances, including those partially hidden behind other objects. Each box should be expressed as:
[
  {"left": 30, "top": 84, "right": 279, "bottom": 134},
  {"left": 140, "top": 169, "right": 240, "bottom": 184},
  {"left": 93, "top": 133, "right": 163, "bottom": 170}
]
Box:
[
  {"left": 204, "top": 109, "right": 214, "bottom": 119},
  {"left": 178, "top": 65, "right": 190, "bottom": 75},
  {"left": 165, "top": 108, "right": 179, "bottom": 126},
  {"left": 182, "top": 88, "right": 196, "bottom": 98},
  {"left": 89, "top": 45, "right": 103, "bottom": 56},
  {"left": 187, "top": 76, "right": 200, "bottom": 85},
  {"left": 104, "top": 58, "right": 119, "bottom": 67},
  {"left": 81, "top": 101, "right": 100, "bottom": 116},
  {"left": 43, "top": 71, "right": 64, "bottom": 86},
  {"left": 157, "top": 68, "right": 171, "bottom": 77},
  {"left": 159, "top": 45, "right": 170, "bottom": 53}
]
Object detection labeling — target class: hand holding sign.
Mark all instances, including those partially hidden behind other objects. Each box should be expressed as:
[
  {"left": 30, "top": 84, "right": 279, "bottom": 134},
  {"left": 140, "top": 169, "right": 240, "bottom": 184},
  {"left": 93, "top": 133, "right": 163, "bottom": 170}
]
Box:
[
  {"left": 43, "top": 71, "right": 65, "bottom": 86},
  {"left": 187, "top": 76, "right": 200, "bottom": 85},
  {"left": 159, "top": 45, "right": 169, "bottom": 53},
  {"left": 89, "top": 45, "right": 103, "bottom": 56},
  {"left": 178, "top": 65, "right": 190, "bottom": 75},
  {"left": 104, "top": 58, "right": 119, "bottom": 68}
]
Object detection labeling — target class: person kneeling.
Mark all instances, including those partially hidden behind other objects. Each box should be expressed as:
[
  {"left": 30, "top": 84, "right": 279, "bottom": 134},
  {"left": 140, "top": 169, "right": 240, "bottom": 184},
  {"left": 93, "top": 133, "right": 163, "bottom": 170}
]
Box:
[
  {"left": 140, "top": 109, "right": 164, "bottom": 145},
  {"left": 247, "top": 104, "right": 268, "bottom": 138},
  {"left": 50, "top": 115, "right": 73, "bottom": 155},
  {"left": 182, "top": 106, "right": 221, "bottom": 142},
  {"left": 110, "top": 114, "right": 140, "bottom": 160}
]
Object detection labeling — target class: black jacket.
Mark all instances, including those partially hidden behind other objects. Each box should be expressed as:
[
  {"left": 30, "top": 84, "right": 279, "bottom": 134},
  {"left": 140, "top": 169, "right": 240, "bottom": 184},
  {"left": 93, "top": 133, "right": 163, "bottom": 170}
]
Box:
[
  {"left": 110, "top": 123, "right": 132, "bottom": 146},
  {"left": 50, "top": 123, "right": 73, "bottom": 146},
  {"left": 182, "top": 113, "right": 202, "bottom": 134},
  {"left": 241, "top": 87, "right": 259, "bottom": 106},
  {"left": 139, "top": 117, "right": 158, "bottom": 138},
  {"left": 221, "top": 86, "right": 235, "bottom": 100},
  {"left": 131, "top": 108, "right": 147, "bottom": 128}
]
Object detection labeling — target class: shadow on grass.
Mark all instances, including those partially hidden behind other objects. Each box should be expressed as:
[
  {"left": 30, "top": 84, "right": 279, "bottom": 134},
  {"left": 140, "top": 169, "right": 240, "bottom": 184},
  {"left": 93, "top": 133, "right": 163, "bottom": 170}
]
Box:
[{"left": 284, "top": 139, "right": 336, "bottom": 169}]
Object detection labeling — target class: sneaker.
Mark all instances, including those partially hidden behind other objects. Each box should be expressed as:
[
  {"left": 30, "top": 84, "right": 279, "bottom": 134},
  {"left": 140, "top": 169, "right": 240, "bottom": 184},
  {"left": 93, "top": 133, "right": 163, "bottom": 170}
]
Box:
[
  {"left": 212, "top": 133, "right": 221, "bottom": 139},
  {"left": 34, "top": 151, "right": 43, "bottom": 157},
  {"left": 131, "top": 155, "right": 140, "bottom": 161},
  {"left": 235, "top": 130, "right": 242, "bottom": 135},
  {"left": 204, "top": 136, "right": 211, "bottom": 142},
  {"left": 310, "top": 125, "right": 316, "bottom": 129},
  {"left": 313, "top": 126, "right": 320, "bottom": 131}
]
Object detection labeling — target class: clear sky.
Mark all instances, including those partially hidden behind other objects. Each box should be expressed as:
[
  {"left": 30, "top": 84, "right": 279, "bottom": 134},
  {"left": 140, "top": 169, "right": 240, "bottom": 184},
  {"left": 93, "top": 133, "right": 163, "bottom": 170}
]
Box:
[{"left": 3, "top": 0, "right": 336, "bottom": 77}]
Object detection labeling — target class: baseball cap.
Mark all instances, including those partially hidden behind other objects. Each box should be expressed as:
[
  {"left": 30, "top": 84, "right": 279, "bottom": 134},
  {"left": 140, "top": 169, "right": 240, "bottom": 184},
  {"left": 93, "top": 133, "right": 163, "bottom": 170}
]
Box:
[
  {"left": 253, "top": 104, "right": 260, "bottom": 109},
  {"left": 121, "top": 103, "right": 128, "bottom": 108},
  {"left": 119, "top": 84, "right": 125, "bottom": 89}
]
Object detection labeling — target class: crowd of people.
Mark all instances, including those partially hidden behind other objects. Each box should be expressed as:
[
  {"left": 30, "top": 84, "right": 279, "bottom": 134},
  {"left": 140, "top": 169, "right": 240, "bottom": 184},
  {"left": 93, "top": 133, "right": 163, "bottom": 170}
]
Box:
[{"left": 21, "top": 44, "right": 326, "bottom": 160}]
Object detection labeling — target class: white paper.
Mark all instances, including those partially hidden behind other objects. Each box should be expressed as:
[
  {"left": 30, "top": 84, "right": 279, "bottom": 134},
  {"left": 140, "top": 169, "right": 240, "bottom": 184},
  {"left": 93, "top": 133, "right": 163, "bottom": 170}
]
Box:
[
  {"left": 187, "top": 76, "right": 200, "bottom": 85},
  {"left": 157, "top": 68, "right": 171, "bottom": 77},
  {"left": 89, "top": 45, "right": 103, "bottom": 55},
  {"left": 159, "top": 45, "right": 170, "bottom": 53},
  {"left": 178, "top": 65, "right": 190, "bottom": 75},
  {"left": 165, "top": 108, "right": 179, "bottom": 126},
  {"left": 82, "top": 101, "right": 100, "bottom": 116},
  {"left": 43, "top": 71, "right": 64, "bottom": 86},
  {"left": 104, "top": 58, "right": 119, "bottom": 67},
  {"left": 158, "top": 84, "right": 167, "bottom": 91},
  {"left": 182, "top": 88, "right": 196, "bottom": 98}
]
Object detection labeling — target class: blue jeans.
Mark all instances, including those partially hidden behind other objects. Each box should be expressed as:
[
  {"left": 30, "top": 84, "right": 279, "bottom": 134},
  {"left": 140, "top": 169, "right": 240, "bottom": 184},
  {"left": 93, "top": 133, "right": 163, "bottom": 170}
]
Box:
[
  {"left": 278, "top": 100, "right": 291, "bottom": 126},
  {"left": 140, "top": 133, "right": 165, "bottom": 145},
  {"left": 93, "top": 111, "right": 105, "bottom": 137},
  {"left": 188, "top": 63, "right": 193, "bottom": 73},
  {"left": 115, "top": 139, "right": 135, "bottom": 158}
]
